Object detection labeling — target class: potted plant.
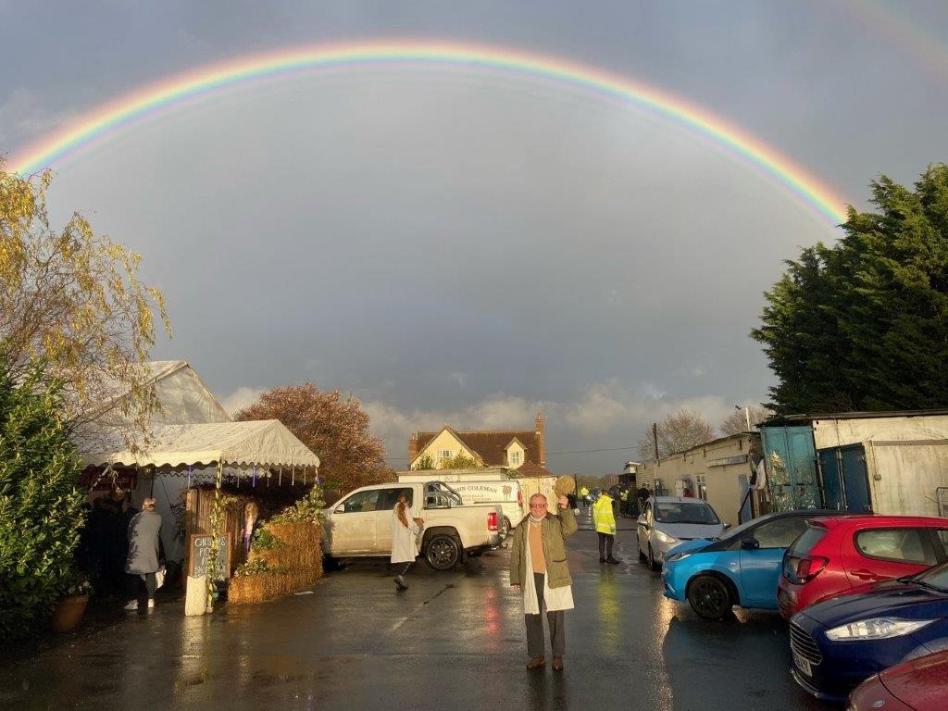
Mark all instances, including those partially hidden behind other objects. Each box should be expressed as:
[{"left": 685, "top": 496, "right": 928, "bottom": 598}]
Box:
[{"left": 51, "top": 572, "right": 92, "bottom": 633}]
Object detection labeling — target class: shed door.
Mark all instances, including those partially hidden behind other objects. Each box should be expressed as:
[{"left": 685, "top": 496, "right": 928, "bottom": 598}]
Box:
[
  {"left": 840, "top": 445, "right": 872, "bottom": 513},
  {"left": 818, "top": 449, "right": 844, "bottom": 511},
  {"left": 819, "top": 445, "right": 871, "bottom": 513}
]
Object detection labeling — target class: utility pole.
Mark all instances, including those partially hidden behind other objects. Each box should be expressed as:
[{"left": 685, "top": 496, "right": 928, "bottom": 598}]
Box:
[
  {"left": 736, "top": 404, "right": 753, "bottom": 432},
  {"left": 652, "top": 422, "right": 660, "bottom": 461}
]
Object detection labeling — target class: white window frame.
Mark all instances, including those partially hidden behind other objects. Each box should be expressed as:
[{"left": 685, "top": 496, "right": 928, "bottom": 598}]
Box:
[
  {"left": 695, "top": 474, "right": 708, "bottom": 501},
  {"left": 509, "top": 450, "right": 521, "bottom": 466}
]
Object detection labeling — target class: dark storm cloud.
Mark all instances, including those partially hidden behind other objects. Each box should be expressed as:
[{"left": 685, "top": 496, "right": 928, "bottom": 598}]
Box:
[{"left": 2, "top": 1, "right": 947, "bottom": 470}]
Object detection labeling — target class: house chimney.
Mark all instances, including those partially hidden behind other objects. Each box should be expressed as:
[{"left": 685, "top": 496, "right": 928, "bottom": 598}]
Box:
[
  {"left": 408, "top": 432, "right": 419, "bottom": 464},
  {"left": 535, "top": 412, "right": 545, "bottom": 467}
]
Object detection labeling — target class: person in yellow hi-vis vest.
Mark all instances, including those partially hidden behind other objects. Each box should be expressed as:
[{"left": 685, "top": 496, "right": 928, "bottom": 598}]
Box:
[
  {"left": 592, "top": 491, "right": 620, "bottom": 564},
  {"left": 579, "top": 486, "right": 590, "bottom": 508}
]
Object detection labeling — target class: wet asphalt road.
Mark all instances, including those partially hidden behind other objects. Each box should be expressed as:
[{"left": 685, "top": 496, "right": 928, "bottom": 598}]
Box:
[{"left": 1, "top": 509, "right": 831, "bottom": 711}]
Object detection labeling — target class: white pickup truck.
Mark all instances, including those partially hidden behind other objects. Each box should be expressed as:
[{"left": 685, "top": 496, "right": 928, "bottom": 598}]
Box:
[{"left": 322, "top": 481, "right": 503, "bottom": 570}]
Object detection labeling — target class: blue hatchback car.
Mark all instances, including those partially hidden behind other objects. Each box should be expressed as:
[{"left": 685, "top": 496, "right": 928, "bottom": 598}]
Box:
[
  {"left": 789, "top": 561, "right": 948, "bottom": 703},
  {"left": 662, "top": 510, "right": 843, "bottom": 619}
]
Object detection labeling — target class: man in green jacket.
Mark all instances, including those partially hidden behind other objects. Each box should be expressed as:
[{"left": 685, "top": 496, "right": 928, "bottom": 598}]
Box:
[{"left": 509, "top": 493, "right": 577, "bottom": 672}]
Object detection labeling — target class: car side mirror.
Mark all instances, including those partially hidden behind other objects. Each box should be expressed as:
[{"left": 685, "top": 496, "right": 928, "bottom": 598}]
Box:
[
  {"left": 334, "top": 506, "right": 344, "bottom": 514},
  {"left": 741, "top": 537, "right": 759, "bottom": 550},
  {"left": 723, "top": 523, "right": 731, "bottom": 530}
]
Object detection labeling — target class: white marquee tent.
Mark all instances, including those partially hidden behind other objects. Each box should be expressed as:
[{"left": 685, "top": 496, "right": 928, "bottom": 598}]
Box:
[{"left": 82, "top": 419, "right": 320, "bottom": 471}]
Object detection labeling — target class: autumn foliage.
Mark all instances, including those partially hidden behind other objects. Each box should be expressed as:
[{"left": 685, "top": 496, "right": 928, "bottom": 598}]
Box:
[
  {"left": 235, "top": 384, "right": 393, "bottom": 495},
  {"left": 0, "top": 164, "right": 171, "bottom": 437}
]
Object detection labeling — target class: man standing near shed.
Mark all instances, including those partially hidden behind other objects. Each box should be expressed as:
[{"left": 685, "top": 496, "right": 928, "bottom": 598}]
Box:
[{"left": 509, "top": 493, "right": 577, "bottom": 672}]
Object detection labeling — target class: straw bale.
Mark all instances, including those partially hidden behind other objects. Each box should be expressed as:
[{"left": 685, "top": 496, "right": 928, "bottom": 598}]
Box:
[
  {"left": 229, "top": 520, "right": 323, "bottom": 605},
  {"left": 228, "top": 573, "right": 285, "bottom": 604}
]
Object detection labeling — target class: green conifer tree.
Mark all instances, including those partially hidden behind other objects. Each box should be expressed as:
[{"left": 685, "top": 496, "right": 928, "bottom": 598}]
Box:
[
  {"left": 753, "top": 164, "right": 948, "bottom": 413},
  {"left": 0, "top": 357, "right": 85, "bottom": 638}
]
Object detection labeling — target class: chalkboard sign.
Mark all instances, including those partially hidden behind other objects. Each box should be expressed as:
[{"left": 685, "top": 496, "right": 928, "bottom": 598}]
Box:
[{"left": 189, "top": 534, "right": 230, "bottom": 579}]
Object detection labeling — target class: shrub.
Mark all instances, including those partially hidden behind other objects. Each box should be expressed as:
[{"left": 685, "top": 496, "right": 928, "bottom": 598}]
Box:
[
  {"left": 0, "top": 359, "right": 85, "bottom": 639},
  {"left": 269, "top": 485, "right": 325, "bottom": 525},
  {"left": 251, "top": 528, "right": 285, "bottom": 551}
]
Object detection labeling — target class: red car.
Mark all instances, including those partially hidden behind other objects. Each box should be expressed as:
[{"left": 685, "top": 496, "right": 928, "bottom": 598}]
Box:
[
  {"left": 848, "top": 649, "right": 948, "bottom": 711},
  {"left": 778, "top": 515, "right": 948, "bottom": 619}
]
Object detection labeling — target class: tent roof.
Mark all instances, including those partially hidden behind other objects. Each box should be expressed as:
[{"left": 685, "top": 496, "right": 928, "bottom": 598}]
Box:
[{"left": 82, "top": 419, "right": 320, "bottom": 470}]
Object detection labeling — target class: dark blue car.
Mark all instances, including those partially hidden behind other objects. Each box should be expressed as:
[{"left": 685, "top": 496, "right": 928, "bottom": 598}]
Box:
[
  {"left": 789, "top": 560, "right": 948, "bottom": 703},
  {"left": 662, "top": 510, "right": 842, "bottom": 619}
]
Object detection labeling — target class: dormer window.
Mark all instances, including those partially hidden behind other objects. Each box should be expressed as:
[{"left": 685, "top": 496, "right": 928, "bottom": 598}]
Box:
[{"left": 510, "top": 450, "right": 521, "bottom": 466}]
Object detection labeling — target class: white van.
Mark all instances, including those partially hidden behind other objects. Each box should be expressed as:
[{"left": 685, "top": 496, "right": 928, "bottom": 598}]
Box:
[{"left": 438, "top": 480, "right": 525, "bottom": 536}]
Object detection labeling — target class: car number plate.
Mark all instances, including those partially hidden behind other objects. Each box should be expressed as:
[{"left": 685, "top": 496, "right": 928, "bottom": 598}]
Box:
[{"left": 792, "top": 650, "right": 812, "bottom": 676}]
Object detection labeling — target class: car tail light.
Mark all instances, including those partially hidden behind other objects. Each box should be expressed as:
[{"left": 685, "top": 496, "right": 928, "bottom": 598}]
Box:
[
  {"left": 784, "top": 555, "right": 829, "bottom": 584},
  {"left": 487, "top": 511, "right": 499, "bottom": 531}
]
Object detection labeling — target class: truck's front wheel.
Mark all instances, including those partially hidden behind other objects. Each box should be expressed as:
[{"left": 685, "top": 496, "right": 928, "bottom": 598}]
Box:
[{"left": 425, "top": 533, "right": 461, "bottom": 570}]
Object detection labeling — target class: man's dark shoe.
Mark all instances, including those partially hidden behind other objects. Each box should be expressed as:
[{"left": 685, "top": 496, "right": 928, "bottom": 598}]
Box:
[
  {"left": 606, "top": 558, "right": 621, "bottom": 564},
  {"left": 552, "top": 657, "right": 564, "bottom": 671},
  {"left": 526, "top": 656, "right": 545, "bottom": 670}
]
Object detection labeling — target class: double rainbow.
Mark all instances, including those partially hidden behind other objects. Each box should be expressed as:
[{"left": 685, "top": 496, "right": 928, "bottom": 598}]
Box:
[{"left": 9, "top": 41, "right": 849, "bottom": 225}]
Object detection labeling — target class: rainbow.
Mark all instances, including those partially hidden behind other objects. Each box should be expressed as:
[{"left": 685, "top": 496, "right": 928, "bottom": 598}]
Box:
[{"left": 9, "top": 41, "right": 849, "bottom": 225}]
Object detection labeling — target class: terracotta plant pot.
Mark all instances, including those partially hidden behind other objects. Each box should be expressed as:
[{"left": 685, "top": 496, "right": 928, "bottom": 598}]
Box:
[{"left": 51, "top": 594, "right": 89, "bottom": 633}]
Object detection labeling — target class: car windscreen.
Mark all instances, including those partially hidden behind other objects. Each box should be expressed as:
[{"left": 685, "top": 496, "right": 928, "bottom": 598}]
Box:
[
  {"left": 787, "top": 524, "right": 827, "bottom": 556},
  {"left": 433, "top": 481, "right": 464, "bottom": 505},
  {"left": 717, "top": 515, "right": 775, "bottom": 542},
  {"left": 912, "top": 561, "right": 948, "bottom": 591},
  {"left": 654, "top": 502, "right": 720, "bottom": 525}
]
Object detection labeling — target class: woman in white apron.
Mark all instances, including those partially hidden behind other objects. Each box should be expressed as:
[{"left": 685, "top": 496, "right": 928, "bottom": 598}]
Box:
[{"left": 391, "top": 491, "right": 424, "bottom": 591}]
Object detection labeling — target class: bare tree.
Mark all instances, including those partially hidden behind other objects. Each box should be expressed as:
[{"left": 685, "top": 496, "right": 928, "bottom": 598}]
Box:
[
  {"left": 637, "top": 408, "right": 716, "bottom": 462},
  {"left": 719, "top": 405, "right": 774, "bottom": 436}
]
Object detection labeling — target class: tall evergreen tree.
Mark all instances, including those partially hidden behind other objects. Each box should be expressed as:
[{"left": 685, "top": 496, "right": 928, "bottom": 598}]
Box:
[
  {"left": 753, "top": 165, "right": 948, "bottom": 413},
  {"left": 0, "top": 357, "right": 85, "bottom": 638}
]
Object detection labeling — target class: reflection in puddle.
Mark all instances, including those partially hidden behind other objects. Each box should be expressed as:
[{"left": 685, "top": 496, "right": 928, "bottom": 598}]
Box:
[{"left": 650, "top": 594, "right": 677, "bottom": 711}]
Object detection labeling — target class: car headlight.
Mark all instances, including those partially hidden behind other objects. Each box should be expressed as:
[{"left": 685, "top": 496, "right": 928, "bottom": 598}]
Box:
[
  {"left": 654, "top": 530, "right": 677, "bottom": 545},
  {"left": 665, "top": 552, "right": 691, "bottom": 563},
  {"left": 825, "top": 618, "right": 935, "bottom": 641}
]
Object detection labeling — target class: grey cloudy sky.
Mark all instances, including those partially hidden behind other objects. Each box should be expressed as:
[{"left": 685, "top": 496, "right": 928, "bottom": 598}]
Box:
[{"left": 2, "top": 1, "right": 947, "bottom": 472}]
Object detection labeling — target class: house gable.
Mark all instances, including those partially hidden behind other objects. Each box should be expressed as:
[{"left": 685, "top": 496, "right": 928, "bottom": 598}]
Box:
[
  {"left": 504, "top": 437, "right": 527, "bottom": 469},
  {"left": 411, "top": 427, "right": 482, "bottom": 469}
]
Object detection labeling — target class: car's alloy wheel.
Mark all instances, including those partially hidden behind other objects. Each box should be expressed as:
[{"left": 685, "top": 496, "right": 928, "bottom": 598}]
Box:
[
  {"left": 688, "top": 574, "right": 732, "bottom": 620},
  {"left": 425, "top": 534, "right": 461, "bottom": 570}
]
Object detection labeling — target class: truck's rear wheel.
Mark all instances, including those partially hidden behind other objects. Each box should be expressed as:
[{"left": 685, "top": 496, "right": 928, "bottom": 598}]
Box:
[
  {"left": 502, "top": 517, "right": 512, "bottom": 538},
  {"left": 425, "top": 533, "right": 461, "bottom": 570}
]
